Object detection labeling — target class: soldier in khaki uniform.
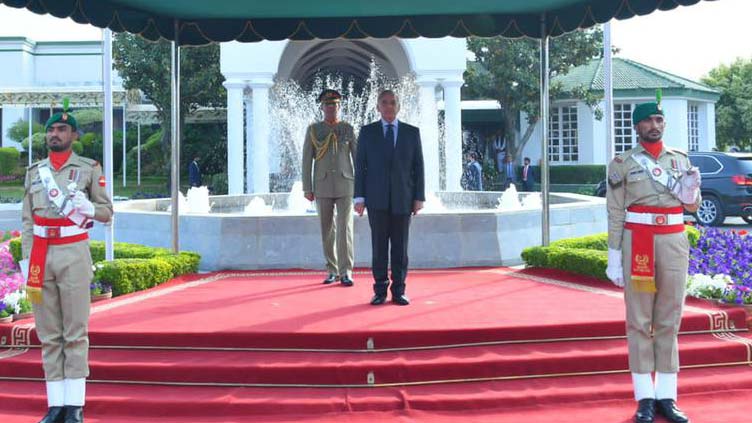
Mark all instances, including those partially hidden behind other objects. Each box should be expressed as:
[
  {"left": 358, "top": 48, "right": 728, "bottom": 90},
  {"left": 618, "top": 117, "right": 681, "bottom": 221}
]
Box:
[
  {"left": 302, "top": 89, "right": 357, "bottom": 286},
  {"left": 606, "top": 100, "right": 700, "bottom": 423},
  {"left": 21, "top": 109, "right": 113, "bottom": 423}
]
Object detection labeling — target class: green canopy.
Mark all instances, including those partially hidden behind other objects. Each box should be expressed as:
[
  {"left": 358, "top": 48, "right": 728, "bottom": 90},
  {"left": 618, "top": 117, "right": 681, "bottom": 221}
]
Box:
[{"left": 1, "top": 0, "right": 711, "bottom": 45}]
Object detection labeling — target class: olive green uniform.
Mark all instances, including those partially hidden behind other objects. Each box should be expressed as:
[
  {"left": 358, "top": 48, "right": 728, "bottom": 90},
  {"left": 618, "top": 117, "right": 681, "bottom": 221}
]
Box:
[
  {"left": 302, "top": 121, "right": 357, "bottom": 278},
  {"left": 606, "top": 144, "right": 701, "bottom": 373},
  {"left": 22, "top": 153, "right": 113, "bottom": 381}
]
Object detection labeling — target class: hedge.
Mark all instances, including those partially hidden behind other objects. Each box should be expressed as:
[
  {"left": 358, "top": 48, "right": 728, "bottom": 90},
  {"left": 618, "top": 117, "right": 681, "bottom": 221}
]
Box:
[
  {"left": 0, "top": 147, "right": 20, "bottom": 176},
  {"left": 95, "top": 252, "right": 201, "bottom": 296},
  {"left": 522, "top": 225, "right": 700, "bottom": 281},
  {"left": 550, "top": 165, "right": 606, "bottom": 185},
  {"left": 9, "top": 238, "right": 173, "bottom": 264}
]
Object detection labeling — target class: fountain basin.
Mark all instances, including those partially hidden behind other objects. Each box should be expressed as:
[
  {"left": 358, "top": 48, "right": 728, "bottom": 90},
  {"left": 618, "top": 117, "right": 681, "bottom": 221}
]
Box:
[{"left": 90, "top": 192, "right": 606, "bottom": 271}]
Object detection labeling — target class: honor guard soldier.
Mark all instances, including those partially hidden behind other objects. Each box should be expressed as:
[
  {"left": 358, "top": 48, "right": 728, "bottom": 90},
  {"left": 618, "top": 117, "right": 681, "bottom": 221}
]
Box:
[
  {"left": 302, "top": 89, "right": 358, "bottom": 286},
  {"left": 21, "top": 102, "right": 113, "bottom": 423},
  {"left": 606, "top": 93, "right": 701, "bottom": 423}
]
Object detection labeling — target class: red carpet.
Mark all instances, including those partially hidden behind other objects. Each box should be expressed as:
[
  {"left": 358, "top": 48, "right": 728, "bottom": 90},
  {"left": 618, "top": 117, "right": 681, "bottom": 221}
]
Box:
[{"left": 1, "top": 267, "right": 750, "bottom": 421}]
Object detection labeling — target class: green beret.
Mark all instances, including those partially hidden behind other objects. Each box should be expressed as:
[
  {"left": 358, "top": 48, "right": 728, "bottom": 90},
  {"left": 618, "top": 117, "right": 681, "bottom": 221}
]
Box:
[
  {"left": 318, "top": 89, "right": 342, "bottom": 104},
  {"left": 45, "top": 112, "right": 78, "bottom": 131},
  {"left": 632, "top": 102, "right": 663, "bottom": 126}
]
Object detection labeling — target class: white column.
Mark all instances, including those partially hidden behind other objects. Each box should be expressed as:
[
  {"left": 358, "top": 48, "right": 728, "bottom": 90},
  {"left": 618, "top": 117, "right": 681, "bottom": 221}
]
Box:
[
  {"left": 442, "top": 80, "right": 463, "bottom": 192},
  {"left": 248, "top": 81, "right": 272, "bottom": 193},
  {"left": 417, "top": 79, "right": 440, "bottom": 193},
  {"left": 136, "top": 123, "right": 141, "bottom": 186},
  {"left": 244, "top": 93, "right": 254, "bottom": 193},
  {"left": 223, "top": 80, "right": 246, "bottom": 195}
]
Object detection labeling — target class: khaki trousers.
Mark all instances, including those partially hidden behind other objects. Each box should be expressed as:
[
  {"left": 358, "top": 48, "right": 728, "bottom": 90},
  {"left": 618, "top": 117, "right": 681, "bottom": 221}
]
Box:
[
  {"left": 315, "top": 196, "right": 354, "bottom": 277},
  {"left": 32, "top": 241, "right": 93, "bottom": 381},
  {"left": 621, "top": 229, "right": 689, "bottom": 373}
]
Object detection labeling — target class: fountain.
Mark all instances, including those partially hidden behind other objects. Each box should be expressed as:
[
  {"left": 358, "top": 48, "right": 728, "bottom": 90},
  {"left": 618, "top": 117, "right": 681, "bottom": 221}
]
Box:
[{"left": 90, "top": 63, "right": 606, "bottom": 270}]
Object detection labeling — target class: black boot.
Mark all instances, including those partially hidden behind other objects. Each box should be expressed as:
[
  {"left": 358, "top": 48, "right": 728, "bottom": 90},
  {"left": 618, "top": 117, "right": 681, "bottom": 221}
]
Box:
[
  {"left": 38, "top": 407, "right": 66, "bottom": 423},
  {"left": 63, "top": 406, "right": 83, "bottom": 423},
  {"left": 656, "top": 399, "right": 689, "bottom": 423},
  {"left": 634, "top": 398, "right": 656, "bottom": 423}
]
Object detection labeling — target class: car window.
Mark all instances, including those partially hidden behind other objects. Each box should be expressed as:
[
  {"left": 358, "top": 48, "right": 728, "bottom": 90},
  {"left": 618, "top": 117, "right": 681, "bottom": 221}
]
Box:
[
  {"left": 690, "top": 155, "right": 722, "bottom": 174},
  {"left": 737, "top": 158, "right": 752, "bottom": 174}
]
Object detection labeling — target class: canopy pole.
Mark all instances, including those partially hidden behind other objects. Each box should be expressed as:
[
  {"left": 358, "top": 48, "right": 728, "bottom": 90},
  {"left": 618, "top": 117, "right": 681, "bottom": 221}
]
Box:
[
  {"left": 137, "top": 122, "right": 141, "bottom": 186},
  {"left": 122, "top": 101, "right": 127, "bottom": 187},
  {"left": 27, "top": 108, "right": 32, "bottom": 167},
  {"left": 540, "top": 14, "right": 550, "bottom": 246},
  {"left": 604, "top": 22, "right": 615, "bottom": 161},
  {"left": 170, "top": 20, "right": 181, "bottom": 254},
  {"left": 102, "top": 29, "right": 115, "bottom": 261}
]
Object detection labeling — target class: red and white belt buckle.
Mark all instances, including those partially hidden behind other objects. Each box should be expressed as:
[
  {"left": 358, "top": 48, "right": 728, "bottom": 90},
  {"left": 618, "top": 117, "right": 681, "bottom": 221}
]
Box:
[
  {"left": 45, "top": 227, "right": 61, "bottom": 238},
  {"left": 653, "top": 214, "right": 667, "bottom": 225}
]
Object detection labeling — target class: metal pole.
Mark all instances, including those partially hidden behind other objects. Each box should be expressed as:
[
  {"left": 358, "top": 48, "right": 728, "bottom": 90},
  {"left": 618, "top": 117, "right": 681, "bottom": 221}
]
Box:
[
  {"left": 170, "top": 20, "right": 181, "bottom": 253},
  {"left": 137, "top": 122, "right": 141, "bottom": 186},
  {"left": 27, "top": 107, "right": 32, "bottom": 167},
  {"left": 540, "top": 14, "right": 550, "bottom": 246},
  {"left": 604, "top": 22, "right": 615, "bottom": 161},
  {"left": 122, "top": 101, "right": 127, "bottom": 187},
  {"left": 102, "top": 29, "right": 115, "bottom": 261}
]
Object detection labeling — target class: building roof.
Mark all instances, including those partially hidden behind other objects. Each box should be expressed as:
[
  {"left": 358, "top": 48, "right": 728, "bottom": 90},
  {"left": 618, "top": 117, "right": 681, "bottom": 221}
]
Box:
[{"left": 554, "top": 57, "right": 720, "bottom": 102}]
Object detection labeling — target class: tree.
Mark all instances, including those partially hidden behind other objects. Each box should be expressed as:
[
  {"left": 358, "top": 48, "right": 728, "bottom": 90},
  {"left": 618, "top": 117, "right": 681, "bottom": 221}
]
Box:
[
  {"left": 702, "top": 58, "right": 752, "bottom": 151},
  {"left": 112, "top": 34, "right": 226, "bottom": 172},
  {"left": 465, "top": 28, "right": 604, "bottom": 160}
]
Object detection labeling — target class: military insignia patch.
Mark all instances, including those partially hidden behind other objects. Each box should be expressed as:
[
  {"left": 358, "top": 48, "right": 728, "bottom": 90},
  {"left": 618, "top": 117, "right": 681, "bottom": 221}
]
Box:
[
  {"left": 608, "top": 171, "right": 622, "bottom": 187},
  {"left": 652, "top": 167, "right": 663, "bottom": 177},
  {"left": 614, "top": 157, "right": 623, "bottom": 163},
  {"left": 68, "top": 169, "right": 80, "bottom": 183},
  {"left": 98, "top": 175, "right": 106, "bottom": 187},
  {"left": 49, "top": 188, "right": 59, "bottom": 198}
]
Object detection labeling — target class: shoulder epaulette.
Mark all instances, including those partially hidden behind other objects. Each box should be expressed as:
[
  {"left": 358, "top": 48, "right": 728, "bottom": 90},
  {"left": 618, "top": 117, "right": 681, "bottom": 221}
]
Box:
[
  {"left": 78, "top": 156, "right": 100, "bottom": 167},
  {"left": 666, "top": 147, "right": 688, "bottom": 157}
]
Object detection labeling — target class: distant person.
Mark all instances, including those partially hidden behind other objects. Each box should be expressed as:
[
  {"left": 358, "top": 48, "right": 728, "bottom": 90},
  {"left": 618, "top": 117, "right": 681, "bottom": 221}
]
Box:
[
  {"left": 503, "top": 154, "right": 516, "bottom": 189},
  {"left": 188, "top": 156, "right": 202, "bottom": 187},
  {"left": 493, "top": 130, "right": 505, "bottom": 172},
  {"left": 521, "top": 157, "right": 535, "bottom": 191},
  {"left": 302, "top": 89, "right": 357, "bottom": 286},
  {"left": 354, "top": 89, "right": 425, "bottom": 306},
  {"left": 464, "top": 152, "right": 483, "bottom": 191}
]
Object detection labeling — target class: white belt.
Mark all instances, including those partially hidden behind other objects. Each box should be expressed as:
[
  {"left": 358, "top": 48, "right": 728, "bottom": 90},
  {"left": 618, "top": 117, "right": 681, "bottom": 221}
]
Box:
[
  {"left": 625, "top": 211, "right": 684, "bottom": 226},
  {"left": 33, "top": 224, "right": 89, "bottom": 239}
]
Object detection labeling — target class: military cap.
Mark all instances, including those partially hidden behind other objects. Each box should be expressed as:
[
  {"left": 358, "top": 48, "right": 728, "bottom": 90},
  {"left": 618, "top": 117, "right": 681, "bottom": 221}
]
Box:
[
  {"left": 318, "top": 89, "right": 342, "bottom": 104},
  {"left": 632, "top": 102, "right": 663, "bottom": 126},
  {"left": 45, "top": 111, "right": 78, "bottom": 131}
]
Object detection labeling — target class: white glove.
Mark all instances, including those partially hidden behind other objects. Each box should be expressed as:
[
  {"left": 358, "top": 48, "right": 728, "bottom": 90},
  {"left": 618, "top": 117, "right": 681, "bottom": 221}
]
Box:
[
  {"left": 72, "top": 191, "right": 96, "bottom": 217},
  {"left": 606, "top": 248, "right": 624, "bottom": 288},
  {"left": 19, "top": 259, "right": 29, "bottom": 283},
  {"left": 672, "top": 167, "right": 701, "bottom": 204}
]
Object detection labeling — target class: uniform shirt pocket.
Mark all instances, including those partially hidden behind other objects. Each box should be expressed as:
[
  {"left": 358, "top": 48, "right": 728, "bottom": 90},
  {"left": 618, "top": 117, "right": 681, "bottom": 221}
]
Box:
[{"left": 626, "top": 169, "right": 649, "bottom": 183}]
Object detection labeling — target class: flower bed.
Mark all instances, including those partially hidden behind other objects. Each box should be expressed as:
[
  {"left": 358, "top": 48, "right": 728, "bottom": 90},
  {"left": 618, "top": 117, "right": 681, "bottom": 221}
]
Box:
[{"left": 688, "top": 228, "right": 752, "bottom": 305}]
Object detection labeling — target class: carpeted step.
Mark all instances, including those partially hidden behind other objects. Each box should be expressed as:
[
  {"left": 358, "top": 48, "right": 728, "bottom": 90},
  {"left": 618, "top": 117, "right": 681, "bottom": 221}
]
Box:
[
  {"left": 1, "top": 332, "right": 749, "bottom": 386},
  {"left": 0, "top": 365, "right": 751, "bottom": 419}
]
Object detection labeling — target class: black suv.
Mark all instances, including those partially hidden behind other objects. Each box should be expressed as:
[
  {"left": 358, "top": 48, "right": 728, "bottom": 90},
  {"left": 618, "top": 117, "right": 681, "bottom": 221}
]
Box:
[
  {"left": 690, "top": 152, "right": 752, "bottom": 226},
  {"left": 595, "top": 151, "right": 752, "bottom": 226}
]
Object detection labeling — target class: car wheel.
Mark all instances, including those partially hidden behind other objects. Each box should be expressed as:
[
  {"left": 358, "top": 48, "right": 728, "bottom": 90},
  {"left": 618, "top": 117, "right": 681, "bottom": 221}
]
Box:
[
  {"left": 742, "top": 214, "right": 752, "bottom": 224},
  {"left": 694, "top": 195, "right": 725, "bottom": 226}
]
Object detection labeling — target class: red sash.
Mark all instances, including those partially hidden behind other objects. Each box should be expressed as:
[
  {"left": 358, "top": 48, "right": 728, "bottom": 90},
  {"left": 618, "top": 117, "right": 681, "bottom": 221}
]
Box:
[
  {"left": 27, "top": 215, "right": 89, "bottom": 304},
  {"left": 624, "top": 205, "right": 684, "bottom": 293}
]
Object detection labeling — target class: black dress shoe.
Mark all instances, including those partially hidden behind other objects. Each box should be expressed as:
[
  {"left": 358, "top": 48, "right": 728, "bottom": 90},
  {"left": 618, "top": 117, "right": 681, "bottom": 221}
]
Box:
[
  {"left": 392, "top": 295, "right": 410, "bottom": 306},
  {"left": 63, "top": 406, "right": 83, "bottom": 423},
  {"left": 38, "top": 407, "right": 66, "bottom": 423},
  {"left": 370, "top": 294, "right": 387, "bottom": 305},
  {"left": 340, "top": 276, "right": 354, "bottom": 287},
  {"left": 656, "top": 399, "right": 689, "bottom": 423},
  {"left": 634, "top": 398, "right": 656, "bottom": 423},
  {"left": 322, "top": 274, "right": 339, "bottom": 284}
]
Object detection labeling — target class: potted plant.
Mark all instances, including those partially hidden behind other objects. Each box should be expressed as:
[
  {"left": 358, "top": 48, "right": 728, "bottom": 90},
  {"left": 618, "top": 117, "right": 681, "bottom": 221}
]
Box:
[
  {"left": 13, "top": 297, "right": 33, "bottom": 321},
  {"left": 0, "top": 302, "right": 12, "bottom": 324},
  {"left": 90, "top": 279, "right": 113, "bottom": 302}
]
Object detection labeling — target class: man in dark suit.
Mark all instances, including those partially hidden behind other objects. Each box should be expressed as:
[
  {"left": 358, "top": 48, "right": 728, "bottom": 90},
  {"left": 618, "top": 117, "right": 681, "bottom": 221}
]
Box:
[
  {"left": 354, "top": 90, "right": 425, "bottom": 306},
  {"left": 521, "top": 157, "right": 535, "bottom": 191},
  {"left": 188, "top": 156, "right": 201, "bottom": 187}
]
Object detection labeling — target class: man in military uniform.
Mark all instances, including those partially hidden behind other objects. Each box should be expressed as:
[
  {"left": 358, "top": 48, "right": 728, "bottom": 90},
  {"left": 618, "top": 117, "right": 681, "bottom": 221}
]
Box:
[
  {"left": 20, "top": 107, "right": 113, "bottom": 423},
  {"left": 606, "top": 98, "right": 700, "bottom": 423},
  {"left": 302, "top": 89, "right": 357, "bottom": 286}
]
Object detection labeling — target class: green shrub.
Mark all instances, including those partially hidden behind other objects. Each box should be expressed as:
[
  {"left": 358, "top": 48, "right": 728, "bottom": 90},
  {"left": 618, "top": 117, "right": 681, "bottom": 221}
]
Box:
[
  {"left": 95, "top": 258, "right": 173, "bottom": 296},
  {"left": 10, "top": 238, "right": 175, "bottom": 264},
  {"left": 0, "top": 148, "right": 20, "bottom": 176},
  {"left": 155, "top": 252, "right": 201, "bottom": 277},
  {"left": 686, "top": 225, "right": 700, "bottom": 248},
  {"left": 520, "top": 246, "right": 550, "bottom": 267},
  {"left": 550, "top": 165, "right": 606, "bottom": 184},
  {"left": 550, "top": 233, "right": 608, "bottom": 251}
]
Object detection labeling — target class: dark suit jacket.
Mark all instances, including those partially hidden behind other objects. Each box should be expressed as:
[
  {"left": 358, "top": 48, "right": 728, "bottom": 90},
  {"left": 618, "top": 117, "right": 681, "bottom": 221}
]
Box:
[
  {"left": 188, "top": 161, "right": 201, "bottom": 187},
  {"left": 354, "top": 120, "right": 425, "bottom": 215}
]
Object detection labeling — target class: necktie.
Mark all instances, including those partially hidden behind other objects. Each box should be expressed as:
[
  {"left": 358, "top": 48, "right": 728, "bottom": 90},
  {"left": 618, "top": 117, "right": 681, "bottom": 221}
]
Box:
[
  {"left": 385, "top": 124, "right": 394, "bottom": 148},
  {"left": 523, "top": 166, "right": 528, "bottom": 180}
]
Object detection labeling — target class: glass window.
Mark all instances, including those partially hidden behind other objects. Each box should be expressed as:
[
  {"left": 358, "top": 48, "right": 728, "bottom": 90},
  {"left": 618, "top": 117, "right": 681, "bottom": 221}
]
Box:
[
  {"left": 688, "top": 104, "right": 699, "bottom": 152},
  {"left": 548, "top": 105, "right": 578, "bottom": 163}
]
